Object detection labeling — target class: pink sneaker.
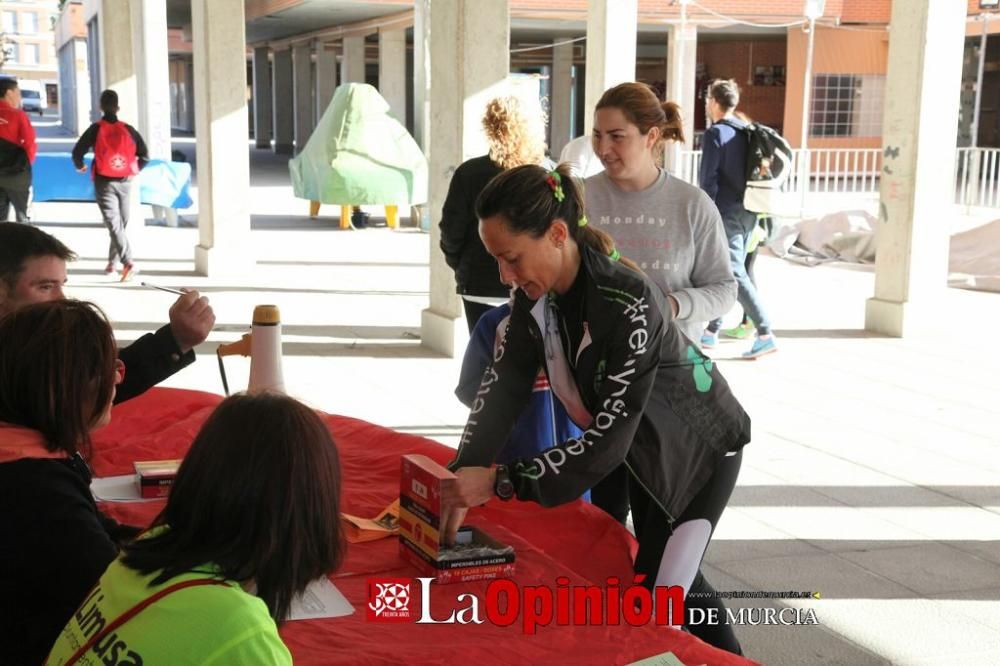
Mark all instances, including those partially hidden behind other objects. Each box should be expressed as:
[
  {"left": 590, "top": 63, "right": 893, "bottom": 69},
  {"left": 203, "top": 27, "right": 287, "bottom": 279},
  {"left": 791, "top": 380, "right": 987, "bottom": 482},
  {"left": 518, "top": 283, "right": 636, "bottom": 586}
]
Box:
[{"left": 119, "top": 263, "right": 137, "bottom": 282}]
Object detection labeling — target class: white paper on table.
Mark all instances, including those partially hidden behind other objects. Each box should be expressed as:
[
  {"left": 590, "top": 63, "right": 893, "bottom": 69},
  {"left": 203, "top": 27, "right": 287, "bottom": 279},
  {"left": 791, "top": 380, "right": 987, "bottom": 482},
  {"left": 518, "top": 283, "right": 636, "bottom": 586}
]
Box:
[
  {"left": 91, "top": 474, "right": 160, "bottom": 503},
  {"left": 626, "top": 653, "right": 687, "bottom": 666},
  {"left": 288, "top": 577, "right": 355, "bottom": 621}
]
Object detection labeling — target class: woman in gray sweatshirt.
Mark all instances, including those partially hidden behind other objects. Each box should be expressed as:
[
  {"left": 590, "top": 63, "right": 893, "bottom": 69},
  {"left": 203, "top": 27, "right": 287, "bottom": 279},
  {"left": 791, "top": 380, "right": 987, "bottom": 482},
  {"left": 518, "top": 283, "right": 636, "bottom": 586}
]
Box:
[{"left": 585, "top": 82, "right": 736, "bottom": 346}]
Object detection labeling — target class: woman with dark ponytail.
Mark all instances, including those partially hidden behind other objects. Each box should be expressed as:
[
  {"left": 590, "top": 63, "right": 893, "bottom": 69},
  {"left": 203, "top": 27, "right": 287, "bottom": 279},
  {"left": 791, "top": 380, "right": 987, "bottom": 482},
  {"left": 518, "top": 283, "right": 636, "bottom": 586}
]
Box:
[{"left": 441, "top": 163, "right": 750, "bottom": 656}]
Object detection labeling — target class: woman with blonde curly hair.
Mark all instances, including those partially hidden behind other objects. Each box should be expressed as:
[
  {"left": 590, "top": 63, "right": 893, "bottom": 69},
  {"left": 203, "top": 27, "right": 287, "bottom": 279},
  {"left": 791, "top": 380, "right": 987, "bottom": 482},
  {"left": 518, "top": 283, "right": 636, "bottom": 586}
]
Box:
[{"left": 440, "top": 94, "right": 548, "bottom": 331}]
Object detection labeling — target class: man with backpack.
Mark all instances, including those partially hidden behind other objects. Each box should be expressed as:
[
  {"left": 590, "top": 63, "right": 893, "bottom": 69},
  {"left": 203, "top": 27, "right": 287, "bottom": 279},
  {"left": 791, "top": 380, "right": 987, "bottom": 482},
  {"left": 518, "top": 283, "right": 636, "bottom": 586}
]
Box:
[
  {"left": 698, "top": 78, "right": 778, "bottom": 359},
  {"left": 0, "top": 78, "right": 37, "bottom": 223},
  {"left": 72, "top": 89, "right": 149, "bottom": 282}
]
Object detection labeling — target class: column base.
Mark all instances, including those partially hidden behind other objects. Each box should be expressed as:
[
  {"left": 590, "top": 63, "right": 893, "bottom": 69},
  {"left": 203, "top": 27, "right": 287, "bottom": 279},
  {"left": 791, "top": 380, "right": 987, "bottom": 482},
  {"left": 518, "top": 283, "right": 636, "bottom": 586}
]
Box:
[
  {"left": 420, "top": 307, "right": 468, "bottom": 358},
  {"left": 194, "top": 244, "right": 255, "bottom": 278},
  {"left": 255, "top": 138, "right": 271, "bottom": 149},
  {"left": 864, "top": 297, "right": 941, "bottom": 339}
]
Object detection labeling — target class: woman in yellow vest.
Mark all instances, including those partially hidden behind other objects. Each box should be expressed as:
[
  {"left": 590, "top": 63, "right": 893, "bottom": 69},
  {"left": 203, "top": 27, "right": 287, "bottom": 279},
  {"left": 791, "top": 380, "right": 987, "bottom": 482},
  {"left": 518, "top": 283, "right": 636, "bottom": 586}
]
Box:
[{"left": 46, "top": 393, "right": 346, "bottom": 665}]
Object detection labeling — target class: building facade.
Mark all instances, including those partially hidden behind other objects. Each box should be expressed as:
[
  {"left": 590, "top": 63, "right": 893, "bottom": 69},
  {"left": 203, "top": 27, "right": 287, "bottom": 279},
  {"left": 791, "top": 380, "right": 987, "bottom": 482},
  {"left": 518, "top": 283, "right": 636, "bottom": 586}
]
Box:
[{"left": 1, "top": 0, "right": 60, "bottom": 109}]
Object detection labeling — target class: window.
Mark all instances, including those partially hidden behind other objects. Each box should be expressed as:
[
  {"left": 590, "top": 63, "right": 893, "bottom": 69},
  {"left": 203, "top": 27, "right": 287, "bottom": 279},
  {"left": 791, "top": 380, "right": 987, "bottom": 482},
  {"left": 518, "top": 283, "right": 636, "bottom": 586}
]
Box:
[
  {"left": 22, "top": 12, "right": 38, "bottom": 34},
  {"left": 2, "top": 11, "right": 16, "bottom": 33},
  {"left": 23, "top": 43, "right": 38, "bottom": 65},
  {"left": 5, "top": 43, "right": 17, "bottom": 64},
  {"left": 810, "top": 74, "right": 885, "bottom": 138}
]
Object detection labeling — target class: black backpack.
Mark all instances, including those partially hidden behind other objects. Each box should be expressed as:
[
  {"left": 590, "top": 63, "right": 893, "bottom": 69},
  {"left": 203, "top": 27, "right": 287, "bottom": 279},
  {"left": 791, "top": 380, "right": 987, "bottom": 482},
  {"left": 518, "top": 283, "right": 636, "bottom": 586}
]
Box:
[{"left": 722, "top": 120, "right": 794, "bottom": 215}]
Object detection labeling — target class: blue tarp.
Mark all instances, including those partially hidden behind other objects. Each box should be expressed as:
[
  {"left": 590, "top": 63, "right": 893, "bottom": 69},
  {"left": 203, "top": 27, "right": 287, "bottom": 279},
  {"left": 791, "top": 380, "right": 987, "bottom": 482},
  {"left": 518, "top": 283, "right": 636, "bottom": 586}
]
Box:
[{"left": 31, "top": 153, "right": 194, "bottom": 209}]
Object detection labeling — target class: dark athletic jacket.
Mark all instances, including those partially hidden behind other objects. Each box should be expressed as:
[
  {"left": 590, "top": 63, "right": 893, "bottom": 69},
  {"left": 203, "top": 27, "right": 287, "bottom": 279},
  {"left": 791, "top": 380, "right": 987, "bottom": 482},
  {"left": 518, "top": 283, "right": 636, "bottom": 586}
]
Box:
[
  {"left": 451, "top": 244, "right": 751, "bottom": 520},
  {"left": 439, "top": 155, "right": 508, "bottom": 298},
  {"left": 115, "top": 324, "right": 194, "bottom": 404}
]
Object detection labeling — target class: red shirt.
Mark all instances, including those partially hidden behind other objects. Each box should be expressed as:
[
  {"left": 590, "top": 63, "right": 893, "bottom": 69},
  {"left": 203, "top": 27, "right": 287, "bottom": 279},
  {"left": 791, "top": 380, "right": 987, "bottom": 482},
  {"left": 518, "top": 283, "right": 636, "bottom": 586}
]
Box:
[{"left": 0, "top": 100, "right": 37, "bottom": 163}]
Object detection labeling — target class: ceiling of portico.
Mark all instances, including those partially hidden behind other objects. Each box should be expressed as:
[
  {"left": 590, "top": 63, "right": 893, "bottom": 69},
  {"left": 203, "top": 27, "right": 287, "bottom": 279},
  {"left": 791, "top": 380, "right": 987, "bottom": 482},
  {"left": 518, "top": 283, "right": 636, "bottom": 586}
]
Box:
[{"left": 163, "top": 0, "right": 788, "bottom": 47}]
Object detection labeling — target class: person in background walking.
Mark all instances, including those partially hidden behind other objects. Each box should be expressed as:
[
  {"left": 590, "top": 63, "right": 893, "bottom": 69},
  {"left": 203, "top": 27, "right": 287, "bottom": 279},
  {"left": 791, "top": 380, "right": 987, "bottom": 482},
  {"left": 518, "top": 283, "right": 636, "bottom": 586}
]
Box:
[
  {"left": 699, "top": 79, "right": 777, "bottom": 359},
  {"left": 0, "top": 78, "right": 37, "bottom": 223},
  {"left": 72, "top": 89, "right": 149, "bottom": 282},
  {"left": 440, "top": 95, "right": 548, "bottom": 332}
]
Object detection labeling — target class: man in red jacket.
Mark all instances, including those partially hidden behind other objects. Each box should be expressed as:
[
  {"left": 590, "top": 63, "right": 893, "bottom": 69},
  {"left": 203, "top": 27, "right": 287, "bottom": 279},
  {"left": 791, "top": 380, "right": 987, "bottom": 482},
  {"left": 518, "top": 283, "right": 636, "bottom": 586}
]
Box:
[{"left": 0, "top": 78, "right": 37, "bottom": 222}]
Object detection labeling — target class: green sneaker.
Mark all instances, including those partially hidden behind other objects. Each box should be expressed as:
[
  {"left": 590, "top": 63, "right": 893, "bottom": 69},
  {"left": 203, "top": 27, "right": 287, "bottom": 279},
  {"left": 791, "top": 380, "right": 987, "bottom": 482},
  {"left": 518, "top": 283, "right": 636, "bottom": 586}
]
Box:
[{"left": 723, "top": 321, "right": 754, "bottom": 339}]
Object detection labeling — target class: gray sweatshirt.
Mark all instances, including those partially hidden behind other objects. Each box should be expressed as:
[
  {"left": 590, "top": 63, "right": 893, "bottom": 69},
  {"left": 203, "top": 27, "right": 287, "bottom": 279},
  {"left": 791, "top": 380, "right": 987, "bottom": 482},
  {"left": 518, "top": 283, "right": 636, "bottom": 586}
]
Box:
[{"left": 584, "top": 169, "right": 736, "bottom": 343}]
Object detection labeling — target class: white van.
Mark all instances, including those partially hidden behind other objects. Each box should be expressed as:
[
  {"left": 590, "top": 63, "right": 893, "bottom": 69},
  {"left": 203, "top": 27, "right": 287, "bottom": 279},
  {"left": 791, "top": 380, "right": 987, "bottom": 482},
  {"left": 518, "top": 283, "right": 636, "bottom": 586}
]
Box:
[
  {"left": 1, "top": 77, "right": 45, "bottom": 115},
  {"left": 17, "top": 80, "right": 45, "bottom": 116}
]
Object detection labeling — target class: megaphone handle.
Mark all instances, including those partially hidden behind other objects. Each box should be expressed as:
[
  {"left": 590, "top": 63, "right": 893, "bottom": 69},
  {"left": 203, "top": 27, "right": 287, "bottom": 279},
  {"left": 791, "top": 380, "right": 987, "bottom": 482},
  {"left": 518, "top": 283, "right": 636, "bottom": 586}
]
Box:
[{"left": 217, "top": 351, "right": 231, "bottom": 396}]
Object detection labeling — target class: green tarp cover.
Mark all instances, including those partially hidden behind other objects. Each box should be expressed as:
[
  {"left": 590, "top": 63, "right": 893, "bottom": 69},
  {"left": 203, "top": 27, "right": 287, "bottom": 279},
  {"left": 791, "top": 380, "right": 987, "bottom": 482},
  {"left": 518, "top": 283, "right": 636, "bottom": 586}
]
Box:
[{"left": 290, "top": 83, "right": 428, "bottom": 205}]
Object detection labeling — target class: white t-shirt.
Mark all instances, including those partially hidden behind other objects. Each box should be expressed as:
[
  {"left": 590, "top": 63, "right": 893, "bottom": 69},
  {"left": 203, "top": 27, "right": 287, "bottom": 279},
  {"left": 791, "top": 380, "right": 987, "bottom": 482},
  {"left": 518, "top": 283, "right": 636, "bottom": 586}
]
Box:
[{"left": 559, "top": 136, "right": 604, "bottom": 178}]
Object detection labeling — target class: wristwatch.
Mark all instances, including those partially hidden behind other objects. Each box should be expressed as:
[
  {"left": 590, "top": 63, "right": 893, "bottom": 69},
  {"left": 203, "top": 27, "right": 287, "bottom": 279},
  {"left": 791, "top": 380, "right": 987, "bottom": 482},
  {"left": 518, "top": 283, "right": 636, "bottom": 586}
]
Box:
[{"left": 494, "top": 464, "right": 515, "bottom": 501}]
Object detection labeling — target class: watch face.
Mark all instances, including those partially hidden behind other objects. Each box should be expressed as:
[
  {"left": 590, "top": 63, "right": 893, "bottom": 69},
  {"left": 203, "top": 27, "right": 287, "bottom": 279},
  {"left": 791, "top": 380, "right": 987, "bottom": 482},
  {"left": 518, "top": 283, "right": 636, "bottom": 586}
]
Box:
[
  {"left": 495, "top": 467, "right": 515, "bottom": 500},
  {"left": 496, "top": 479, "right": 515, "bottom": 500}
]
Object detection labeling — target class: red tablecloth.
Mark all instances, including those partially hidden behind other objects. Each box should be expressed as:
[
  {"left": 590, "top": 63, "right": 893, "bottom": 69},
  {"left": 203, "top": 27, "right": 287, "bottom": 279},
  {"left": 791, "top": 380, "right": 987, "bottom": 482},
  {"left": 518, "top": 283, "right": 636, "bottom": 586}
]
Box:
[{"left": 93, "top": 388, "right": 755, "bottom": 666}]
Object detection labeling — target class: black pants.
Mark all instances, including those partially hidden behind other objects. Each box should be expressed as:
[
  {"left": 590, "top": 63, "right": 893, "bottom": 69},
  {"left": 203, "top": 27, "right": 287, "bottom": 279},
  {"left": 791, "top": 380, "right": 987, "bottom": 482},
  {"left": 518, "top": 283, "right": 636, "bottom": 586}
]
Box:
[
  {"left": 94, "top": 175, "right": 133, "bottom": 264},
  {"left": 633, "top": 451, "right": 743, "bottom": 654},
  {"left": 0, "top": 169, "right": 31, "bottom": 222},
  {"left": 596, "top": 453, "right": 744, "bottom": 655},
  {"left": 591, "top": 463, "right": 631, "bottom": 524}
]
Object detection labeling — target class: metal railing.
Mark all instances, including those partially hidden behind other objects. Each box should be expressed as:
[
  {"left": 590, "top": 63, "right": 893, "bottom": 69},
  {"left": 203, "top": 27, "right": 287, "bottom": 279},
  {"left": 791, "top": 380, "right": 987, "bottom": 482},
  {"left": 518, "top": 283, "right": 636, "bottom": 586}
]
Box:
[
  {"left": 679, "top": 146, "right": 1000, "bottom": 210},
  {"left": 956, "top": 147, "right": 1000, "bottom": 208},
  {"left": 678, "top": 147, "right": 882, "bottom": 196}
]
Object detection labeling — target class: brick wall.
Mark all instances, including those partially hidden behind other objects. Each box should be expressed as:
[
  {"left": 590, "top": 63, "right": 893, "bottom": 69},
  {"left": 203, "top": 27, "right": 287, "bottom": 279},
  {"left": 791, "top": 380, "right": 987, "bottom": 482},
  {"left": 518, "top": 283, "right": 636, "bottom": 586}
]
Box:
[
  {"left": 697, "top": 39, "right": 788, "bottom": 131},
  {"left": 841, "top": 0, "right": 892, "bottom": 24}
]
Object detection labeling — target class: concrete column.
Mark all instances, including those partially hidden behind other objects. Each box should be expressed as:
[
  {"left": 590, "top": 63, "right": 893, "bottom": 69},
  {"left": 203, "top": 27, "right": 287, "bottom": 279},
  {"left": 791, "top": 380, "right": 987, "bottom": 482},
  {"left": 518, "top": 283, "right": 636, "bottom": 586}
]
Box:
[
  {"left": 131, "top": 0, "right": 171, "bottom": 159},
  {"left": 293, "top": 42, "right": 313, "bottom": 152},
  {"left": 98, "top": 0, "right": 138, "bottom": 122},
  {"left": 413, "top": 0, "right": 430, "bottom": 149},
  {"left": 864, "top": 0, "right": 966, "bottom": 337},
  {"left": 420, "top": 0, "right": 510, "bottom": 357},
  {"left": 315, "top": 41, "right": 337, "bottom": 120},
  {"left": 252, "top": 46, "right": 272, "bottom": 149},
  {"left": 379, "top": 28, "right": 407, "bottom": 122},
  {"left": 191, "top": 0, "right": 253, "bottom": 277},
  {"left": 131, "top": 0, "right": 175, "bottom": 226},
  {"left": 549, "top": 39, "right": 573, "bottom": 157},
  {"left": 342, "top": 34, "right": 366, "bottom": 84},
  {"left": 272, "top": 49, "right": 294, "bottom": 154},
  {"left": 73, "top": 39, "right": 92, "bottom": 137},
  {"left": 665, "top": 22, "right": 697, "bottom": 169},
  {"left": 583, "top": 0, "right": 637, "bottom": 135}
]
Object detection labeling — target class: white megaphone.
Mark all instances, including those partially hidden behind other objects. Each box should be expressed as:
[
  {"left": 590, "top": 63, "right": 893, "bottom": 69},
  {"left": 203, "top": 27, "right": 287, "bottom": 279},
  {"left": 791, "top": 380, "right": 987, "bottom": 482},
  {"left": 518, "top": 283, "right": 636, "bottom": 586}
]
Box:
[{"left": 216, "top": 305, "right": 286, "bottom": 394}]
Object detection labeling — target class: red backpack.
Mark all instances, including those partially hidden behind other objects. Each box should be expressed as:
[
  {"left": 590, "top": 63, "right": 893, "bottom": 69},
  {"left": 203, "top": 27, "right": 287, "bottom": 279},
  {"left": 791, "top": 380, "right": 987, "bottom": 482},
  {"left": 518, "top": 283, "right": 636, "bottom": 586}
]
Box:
[{"left": 93, "top": 120, "right": 139, "bottom": 178}]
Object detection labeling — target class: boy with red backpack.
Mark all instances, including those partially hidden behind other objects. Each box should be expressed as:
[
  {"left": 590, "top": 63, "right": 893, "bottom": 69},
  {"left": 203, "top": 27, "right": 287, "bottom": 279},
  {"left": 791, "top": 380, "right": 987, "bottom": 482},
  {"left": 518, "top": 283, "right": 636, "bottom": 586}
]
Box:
[{"left": 72, "top": 89, "right": 149, "bottom": 281}]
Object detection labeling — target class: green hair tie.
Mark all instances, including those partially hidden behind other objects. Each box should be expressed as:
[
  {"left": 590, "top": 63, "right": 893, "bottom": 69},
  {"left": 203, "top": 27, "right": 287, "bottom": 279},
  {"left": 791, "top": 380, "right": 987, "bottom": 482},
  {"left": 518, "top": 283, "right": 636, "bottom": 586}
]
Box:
[
  {"left": 578, "top": 215, "right": 588, "bottom": 228},
  {"left": 609, "top": 248, "right": 621, "bottom": 262}
]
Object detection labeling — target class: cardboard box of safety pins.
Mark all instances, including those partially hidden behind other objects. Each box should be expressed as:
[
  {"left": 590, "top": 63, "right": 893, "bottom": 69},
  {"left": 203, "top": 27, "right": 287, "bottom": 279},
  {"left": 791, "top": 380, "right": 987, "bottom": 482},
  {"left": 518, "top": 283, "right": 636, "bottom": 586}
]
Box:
[
  {"left": 398, "top": 454, "right": 515, "bottom": 584},
  {"left": 134, "top": 459, "right": 181, "bottom": 498}
]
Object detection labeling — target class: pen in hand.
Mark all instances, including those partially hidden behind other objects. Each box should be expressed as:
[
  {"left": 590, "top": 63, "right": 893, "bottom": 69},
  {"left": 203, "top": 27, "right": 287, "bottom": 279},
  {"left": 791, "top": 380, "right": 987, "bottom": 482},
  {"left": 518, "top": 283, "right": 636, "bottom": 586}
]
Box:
[{"left": 140, "top": 282, "right": 186, "bottom": 296}]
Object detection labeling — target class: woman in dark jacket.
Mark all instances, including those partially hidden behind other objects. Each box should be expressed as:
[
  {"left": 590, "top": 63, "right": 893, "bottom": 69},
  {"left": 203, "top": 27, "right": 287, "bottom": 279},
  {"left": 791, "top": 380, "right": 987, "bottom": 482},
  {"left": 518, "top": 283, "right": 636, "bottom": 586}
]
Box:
[
  {"left": 441, "top": 164, "right": 751, "bottom": 655},
  {"left": 439, "top": 95, "right": 547, "bottom": 331},
  {"left": 0, "top": 300, "right": 131, "bottom": 665}
]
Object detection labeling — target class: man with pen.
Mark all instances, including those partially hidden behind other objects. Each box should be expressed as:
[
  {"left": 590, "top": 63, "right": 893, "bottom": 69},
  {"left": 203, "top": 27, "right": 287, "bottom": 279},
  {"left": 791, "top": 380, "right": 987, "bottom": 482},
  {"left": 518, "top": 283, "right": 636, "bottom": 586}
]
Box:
[{"left": 0, "top": 222, "right": 215, "bottom": 403}]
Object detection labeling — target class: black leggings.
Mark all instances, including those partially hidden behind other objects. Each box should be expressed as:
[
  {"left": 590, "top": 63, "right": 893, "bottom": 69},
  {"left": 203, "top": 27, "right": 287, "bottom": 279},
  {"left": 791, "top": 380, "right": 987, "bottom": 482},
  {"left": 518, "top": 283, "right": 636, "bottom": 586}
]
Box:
[{"left": 601, "top": 452, "right": 743, "bottom": 655}]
